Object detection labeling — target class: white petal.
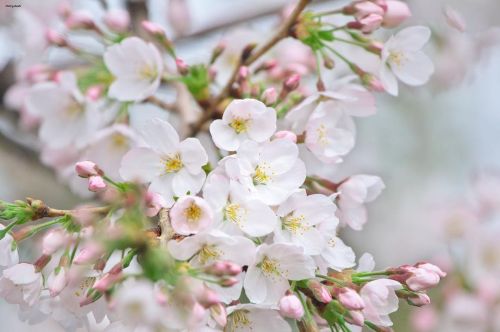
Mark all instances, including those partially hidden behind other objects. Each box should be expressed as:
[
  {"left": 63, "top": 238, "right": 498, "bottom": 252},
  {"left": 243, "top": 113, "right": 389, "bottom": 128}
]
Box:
[
  {"left": 171, "top": 168, "right": 205, "bottom": 196},
  {"left": 247, "top": 107, "right": 277, "bottom": 142},
  {"left": 392, "top": 51, "right": 434, "bottom": 86},
  {"left": 261, "top": 139, "right": 298, "bottom": 174},
  {"left": 380, "top": 64, "right": 399, "bottom": 96},
  {"left": 167, "top": 236, "right": 201, "bottom": 261},
  {"left": 210, "top": 120, "right": 241, "bottom": 151},
  {"left": 244, "top": 266, "right": 267, "bottom": 304},
  {"left": 139, "top": 118, "right": 179, "bottom": 155},
  {"left": 179, "top": 138, "right": 208, "bottom": 173},
  {"left": 321, "top": 237, "right": 356, "bottom": 271},
  {"left": 393, "top": 26, "right": 431, "bottom": 52},
  {"left": 119, "top": 147, "right": 163, "bottom": 182},
  {"left": 241, "top": 201, "right": 277, "bottom": 237}
]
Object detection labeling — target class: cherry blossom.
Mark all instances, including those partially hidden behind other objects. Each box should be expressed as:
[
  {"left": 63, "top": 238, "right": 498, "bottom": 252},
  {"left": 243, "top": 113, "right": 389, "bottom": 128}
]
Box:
[
  {"left": 0, "top": 224, "right": 19, "bottom": 267},
  {"left": 120, "top": 118, "right": 208, "bottom": 206},
  {"left": 380, "top": 26, "right": 434, "bottom": 96},
  {"left": 360, "top": 279, "right": 402, "bottom": 327},
  {"left": 209, "top": 99, "right": 277, "bottom": 151},
  {"left": 0, "top": 263, "right": 43, "bottom": 307},
  {"left": 226, "top": 304, "right": 291, "bottom": 332},
  {"left": 104, "top": 37, "right": 164, "bottom": 101},
  {"left": 170, "top": 195, "right": 214, "bottom": 235}
]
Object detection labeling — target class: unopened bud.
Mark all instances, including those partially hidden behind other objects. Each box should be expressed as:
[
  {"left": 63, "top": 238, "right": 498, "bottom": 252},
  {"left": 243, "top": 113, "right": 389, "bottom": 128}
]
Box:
[
  {"left": 210, "top": 42, "right": 226, "bottom": 64},
  {"left": 34, "top": 254, "right": 52, "bottom": 272},
  {"left": 336, "top": 287, "right": 365, "bottom": 310},
  {"left": 75, "top": 161, "right": 102, "bottom": 178},
  {"left": 345, "top": 310, "right": 365, "bottom": 326},
  {"left": 46, "top": 29, "right": 66, "bottom": 47},
  {"left": 284, "top": 74, "right": 300, "bottom": 92},
  {"left": 238, "top": 66, "right": 250, "bottom": 81},
  {"left": 176, "top": 58, "right": 189, "bottom": 75},
  {"left": 88, "top": 176, "right": 107, "bottom": 192},
  {"left": 86, "top": 85, "right": 103, "bottom": 101},
  {"left": 279, "top": 294, "right": 304, "bottom": 319},
  {"left": 142, "top": 20, "right": 165, "bottom": 35},
  {"left": 205, "top": 261, "right": 242, "bottom": 276},
  {"left": 308, "top": 280, "right": 332, "bottom": 303},
  {"left": 48, "top": 268, "right": 68, "bottom": 297},
  {"left": 73, "top": 243, "right": 104, "bottom": 265},
  {"left": 145, "top": 191, "right": 167, "bottom": 217},
  {"left": 262, "top": 87, "right": 278, "bottom": 105},
  {"left": 407, "top": 293, "right": 431, "bottom": 307},
  {"left": 220, "top": 276, "right": 239, "bottom": 287},
  {"left": 104, "top": 9, "right": 130, "bottom": 33},
  {"left": 241, "top": 43, "right": 257, "bottom": 62},
  {"left": 93, "top": 267, "right": 122, "bottom": 292},
  {"left": 42, "top": 229, "right": 71, "bottom": 256},
  {"left": 210, "top": 303, "right": 227, "bottom": 327},
  {"left": 323, "top": 55, "right": 335, "bottom": 69},
  {"left": 197, "top": 287, "right": 220, "bottom": 308},
  {"left": 65, "top": 12, "right": 95, "bottom": 30},
  {"left": 382, "top": 1, "right": 411, "bottom": 28}
]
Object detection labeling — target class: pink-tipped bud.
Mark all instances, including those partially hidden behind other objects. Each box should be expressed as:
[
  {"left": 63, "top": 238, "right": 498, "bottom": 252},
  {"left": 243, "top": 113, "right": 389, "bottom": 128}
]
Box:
[
  {"left": 88, "top": 176, "right": 107, "bottom": 192},
  {"left": 93, "top": 267, "right": 122, "bottom": 292},
  {"left": 443, "top": 6, "right": 466, "bottom": 33},
  {"left": 274, "top": 130, "right": 297, "bottom": 143},
  {"left": 141, "top": 20, "right": 165, "bottom": 36},
  {"left": 104, "top": 9, "right": 130, "bottom": 33},
  {"left": 210, "top": 303, "right": 227, "bottom": 327},
  {"left": 197, "top": 288, "right": 220, "bottom": 308},
  {"left": 351, "top": 1, "right": 384, "bottom": 19},
  {"left": 48, "top": 268, "right": 68, "bottom": 297},
  {"left": 279, "top": 294, "right": 304, "bottom": 319},
  {"left": 46, "top": 29, "right": 66, "bottom": 47},
  {"left": 206, "top": 261, "right": 242, "bottom": 277},
  {"left": 358, "top": 13, "right": 383, "bottom": 33},
  {"left": 220, "top": 276, "right": 239, "bottom": 287},
  {"left": 145, "top": 191, "right": 167, "bottom": 217},
  {"left": 382, "top": 1, "right": 411, "bottom": 28},
  {"left": 407, "top": 293, "right": 431, "bottom": 307},
  {"left": 25, "top": 65, "right": 50, "bottom": 83},
  {"left": 73, "top": 243, "right": 103, "bottom": 265},
  {"left": 42, "top": 229, "right": 71, "bottom": 256},
  {"left": 284, "top": 74, "right": 301, "bottom": 91},
  {"left": 345, "top": 310, "right": 365, "bottom": 327},
  {"left": 262, "top": 87, "right": 278, "bottom": 105},
  {"left": 175, "top": 58, "right": 189, "bottom": 75},
  {"left": 75, "top": 161, "right": 102, "bottom": 178},
  {"left": 238, "top": 66, "right": 250, "bottom": 81},
  {"left": 336, "top": 288, "right": 365, "bottom": 310},
  {"left": 308, "top": 280, "right": 332, "bottom": 303},
  {"left": 85, "top": 85, "right": 103, "bottom": 101},
  {"left": 400, "top": 263, "right": 446, "bottom": 291},
  {"left": 65, "top": 11, "right": 95, "bottom": 30}
]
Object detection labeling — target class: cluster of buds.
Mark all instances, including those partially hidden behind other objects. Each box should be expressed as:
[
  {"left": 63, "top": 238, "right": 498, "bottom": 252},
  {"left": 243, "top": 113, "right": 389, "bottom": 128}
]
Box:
[
  {"left": 343, "top": 0, "right": 411, "bottom": 33},
  {"left": 75, "top": 161, "right": 107, "bottom": 192}
]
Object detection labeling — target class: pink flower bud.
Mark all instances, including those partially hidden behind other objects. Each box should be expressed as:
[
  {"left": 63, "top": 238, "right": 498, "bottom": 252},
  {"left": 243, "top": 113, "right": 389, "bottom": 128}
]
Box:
[
  {"left": 220, "top": 276, "right": 238, "bottom": 287},
  {"left": 25, "top": 65, "right": 50, "bottom": 83},
  {"left": 75, "top": 161, "right": 101, "bottom": 178},
  {"left": 262, "top": 87, "right": 278, "bottom": 105},
  {"left": 443, "top": 6, "right": 466, "bottom": 33},
  {"left": 358, "top": 13, "right": 383, "bottom": 33},
  {"left": 353, "top": 1, "right": 384, "bottom": 19},
  {"left": 210, "top": 303, "right": 227, "bottom": 327},
  {"left": 65, "top": 11, "right": 95, "bottom": 30},
  {"left": 57, "top": 1, "right": 71, "bottom": 18},
  {"left": 197, "top": 287, "right": 220, "bottom": 308},
  {"left": 382, "top": 1, "right": 411, "bottom": 28},
  {"left": 284, "top": 74, "right": 301, "bottom": 91},
  {"left": 337, "top": 287, "right": 365, "bottom": 310},
  {"left": 104, "top": 9, "right": 130, "bottom": 33},
  {"left": 205, "top": 261, "right": 242, "bottom": 276},
  {"left": 42, "top": 229, "right": 71, "bottom": 256},
  {"left": 404, "top": 263, "right": 446, "bottom": 291},
  {"left": 407, "top": 293, "right": 431, "bottom": 307},
  {"left": 85, "top": 85, "right": 103, "bottom": 101},
  {"left": 48, "top": 268, "right": 68, "bottom": 297},
  {"left": 73, "top": 243, "right": 103, "bottom": 265},
  {"left": 176, "top": 58, "right": 189, "bottom": 75},
  {"left": 93, "top": 268, "right": 122, "bottom": 292},
  {"left": 308, "top": 280, "right": 332, "bottom": 303},
  {"left": 46, "top": 29, "right": 66, "bottom": 47},
  {"left": 141, "top": 20, "right": 165, "bottom": 36},
  {"left": 145, "top": 191, "right": 167, "bottom": 217},
  {"left": 279, "top": 294, "right": 304, "bottom": 319},
  {"left": 274, "top": 130, "right": 297, "bottom": 143},
  {"left": 88, "top": 176, "right": 107, "bottom": 192},
  {"left": 345, "top": 310, "right": 365, "bottom": 327}
]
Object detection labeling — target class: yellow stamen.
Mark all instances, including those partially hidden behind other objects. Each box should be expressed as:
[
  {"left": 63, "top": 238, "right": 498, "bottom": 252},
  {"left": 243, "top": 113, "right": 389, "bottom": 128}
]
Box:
[
  {"left": 199, "top": 245, "right": 222, "bottom": 264},
  {"left": 283, "top": 214, "right": 308, "bottom": 235},
  {"left": 316, "top": 124, "right": 328, "bottom": 146},
  {"left": 111, "top": 133, "right": 128, "bottom": 148},
  {"left": 74, "top": 276, "right": 96, "bottom": 297},
  {"left": 259, "top": 256, "right": 281, "bottom": 277},
  {"left": 225, "top": 203, "right": 242, "bottom": 225},
  {"left": 139, "top": 64, "right": 158, "bottom": 81},
  {"left": 164, "top": 153, "right": 183, "bottom": 173},
  {"left": 227, "top": 310, "right": 251, "bottom": 331},
  {"left": 388, "top": 51, "right": 406, "bottom": 68},
  {"left": 229, "top": 117, "right": 250, "bottom": 134},
  {"left": 185, "top": 202, "right": 202, "bottom": 222},
  {"left": 66, "top": 100, "right": 85, "bottom": 117},
  {"left": 253, "top": 164, "right": 272, "bottom": 185}
]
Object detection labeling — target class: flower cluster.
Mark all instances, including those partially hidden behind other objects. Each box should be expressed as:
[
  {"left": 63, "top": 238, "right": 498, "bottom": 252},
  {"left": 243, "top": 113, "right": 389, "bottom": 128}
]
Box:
[
  {"left": 411, "top": 173, "right": 500, "bottom": 332},
  {"left": 0, "top": 0, "right": 442, "bottom": 331}
]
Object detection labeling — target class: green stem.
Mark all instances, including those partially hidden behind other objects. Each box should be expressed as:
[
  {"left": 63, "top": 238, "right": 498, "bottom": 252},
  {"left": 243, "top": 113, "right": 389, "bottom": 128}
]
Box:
[
  {"left": 69, "top": 236, "right": 81, "bottom": 266},
  {"left": 334, "top": 37, "right": 368, "bottom": 48},
  {"left": 316, "top": 274, "right": 346, "bottom": 286},
  {"left": 122, "top": 248, "right": 138, "bottom": 268},
  {"left": 323, "top": 44, "right": 356, "bottom": 71},
  {"left": 296, "top": 291, "right": 313, "bottom": 322},
  {"left": 0, "top": 220, "right": 19, "bottom": 240},
  {"left": 352, "top": 271, "right": 391, "bottom": 278}
]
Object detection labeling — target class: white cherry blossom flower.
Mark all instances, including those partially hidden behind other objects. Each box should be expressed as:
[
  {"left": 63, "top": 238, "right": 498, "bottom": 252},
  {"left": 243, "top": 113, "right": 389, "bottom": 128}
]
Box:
[
  {"left": 104, "top": 37, "right": 164, "bottom": 101},
  {"left": 0, "top": 224, "right": 19, "bottom": 267},
  {"left": 360, "top": 279, "right": 403, "bottom": 327},
  {"left": 120, "top": 118, "right": 208, "bottom": 206},
  {"left": 244, "top": 243, "right": 316, "bottom": 304},
  {"left": 0, "top": 263, "right": 43, "bottom": 307},
  {"left": 337, "top": 175, "right": 385, "bottom": 231},
  {"left": 380, "top": 26, "right": 434, "bottom": 96},
  {"left": 209, "top": 99, "right": 277, "bottom": 151},
  {"left": 169, "top": 195, "right": 214, "bottom": 235},
  {"left": 229, "top": 139, "right": 306, "bottom": 206},
  {"left": 226, "top": 303, "right": 291, "bottom": 332},
  {"left": 304, "top": 100, "right": 356, "bottom": 164},
  {"left": 275, "top": 190, "right": 337, "bottom": 255},
  {"left": 203, "top": 167, "right": 277, "bottom": 237}
]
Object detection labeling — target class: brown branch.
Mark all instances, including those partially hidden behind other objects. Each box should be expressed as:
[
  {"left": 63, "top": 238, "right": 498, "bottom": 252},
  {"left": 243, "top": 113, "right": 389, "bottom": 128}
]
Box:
[
  {"left": 25, "top": 198, "right": 110, "bottom": 220},
  {"left": 187, "top": 0, "right": 311, "bottom": 137}
]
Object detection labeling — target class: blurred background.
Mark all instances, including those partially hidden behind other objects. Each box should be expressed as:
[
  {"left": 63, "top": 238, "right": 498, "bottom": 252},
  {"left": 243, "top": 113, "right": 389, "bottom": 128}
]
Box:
[{"left": 1, "top": 0, "right": 500, "bottom": 331}]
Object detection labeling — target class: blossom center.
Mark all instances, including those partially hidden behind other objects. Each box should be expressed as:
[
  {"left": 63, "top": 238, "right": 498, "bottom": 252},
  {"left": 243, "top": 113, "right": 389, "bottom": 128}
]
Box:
[
  {"left": 199, "top": 244, "right": 222, "bottom": 264},
  {"left": 316, "top": 124, "right": 329, "bottom": 146},
  {"left": 164, "top": 154, "right": 183, "bottom": 173},
  {"left": 111, "top": 133, "right": 128, "bottom": 148},
  {"left": 388, "top": 51, "right": 406, "bottom": 68},
  {"left": 66, "top": 100, "right": 85, "bottom": 117},
  {"left": 253, "top": 163, "right": 273, "bottom": 185},
  {"left": 259, "top": 256, "right": 281, "bottom": 277},
  {"left": 229, "top": 310, "right": 251, "bottom": 330},
  {"left": 139, "top": 64, "right": 158, "bottom": 81},
  {"left": 74, "top": 276, "right": 96, "bottom": 298},
  {"left": 283, "top": 214, "right": 308, "bottom": 235},
  {"left": 185, "top": 203, "right": 202, "bottom": 222},
  {"left": 229, "top": 117, "right": 250, "bottom": 134},
  {"left": 224, "top": 203, "right": 243, "bottom": 225}
]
